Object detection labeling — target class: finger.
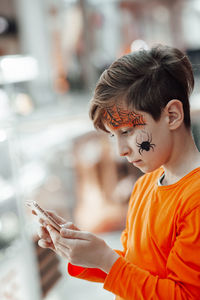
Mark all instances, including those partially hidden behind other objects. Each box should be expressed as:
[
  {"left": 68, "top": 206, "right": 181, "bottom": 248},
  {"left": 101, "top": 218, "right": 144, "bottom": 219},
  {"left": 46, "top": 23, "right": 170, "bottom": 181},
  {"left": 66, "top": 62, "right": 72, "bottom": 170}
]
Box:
[
  {"left": 38, "top": 226, "right": 45, "bottom": 238},
  {"left": 32, "top": 210, "right": 37, "bottom": 216},
  {"left": 46, "top": 225, "right": 63, "bottom": 246},
  {"left": 47, "top": 226, "right": 88, "bottom": 252},
  {"left": 33, "top": 214, "right": 48, "bottom": 227},
  {"left": 61, "top": 222, "right": 80, "bottom": 231},
  {"left": 46, "top": 225, "right": 71, "bottom": 249},
  {"left": 38, "top": 226, "right": 52, "bottom": 242},
  {"left": 38, "top": 217, "right": 53, "bottom": 228},
  {"left": 60, "top": 228, "right": 90, "bottom": 241},
  {"left": 45, "top": 210, "right": 66, "bottom": 225},
  {"left": 36, "top": 211, "right": 66, "bottom": 227},
  {"left": 38, "top": 217, "right": 45, "bottom": 224},
  {"left": 38, "top": 218, "right": 53, "bottom": 229},
  {"left": 38, "top": 239, "right": 55, "bottom": 251}
]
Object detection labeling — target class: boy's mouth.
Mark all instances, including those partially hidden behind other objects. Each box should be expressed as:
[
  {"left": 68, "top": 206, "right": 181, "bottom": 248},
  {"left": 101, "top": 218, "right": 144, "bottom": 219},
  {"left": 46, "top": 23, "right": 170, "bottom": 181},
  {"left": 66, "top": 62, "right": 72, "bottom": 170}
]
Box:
[{"left": 131, "top": 159, "right": 142, "bottom": 166}]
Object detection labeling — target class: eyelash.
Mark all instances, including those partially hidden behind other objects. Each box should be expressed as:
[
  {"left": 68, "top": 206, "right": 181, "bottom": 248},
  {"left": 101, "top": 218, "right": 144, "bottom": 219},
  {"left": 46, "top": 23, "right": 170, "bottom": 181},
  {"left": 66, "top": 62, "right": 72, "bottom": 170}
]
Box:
[
  {"left": 122, "top": 128, "right": 133, "bottom": 135},
  {"left": 109, "top": 128, "right": 133, "bottom": 138},
  {"left": 122, "top": 130, "right": 128, "bottom": 135}
]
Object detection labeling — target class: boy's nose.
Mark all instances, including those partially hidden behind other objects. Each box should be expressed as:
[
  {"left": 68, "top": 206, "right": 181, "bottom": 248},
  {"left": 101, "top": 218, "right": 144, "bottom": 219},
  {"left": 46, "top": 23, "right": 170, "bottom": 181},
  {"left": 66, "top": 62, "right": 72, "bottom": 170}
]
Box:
[
  {"left": 120, "top": 150, "right": 129, "bottom": 157},
  {"left": 118, "top": 143, "right": 131, "bottom": 157}
]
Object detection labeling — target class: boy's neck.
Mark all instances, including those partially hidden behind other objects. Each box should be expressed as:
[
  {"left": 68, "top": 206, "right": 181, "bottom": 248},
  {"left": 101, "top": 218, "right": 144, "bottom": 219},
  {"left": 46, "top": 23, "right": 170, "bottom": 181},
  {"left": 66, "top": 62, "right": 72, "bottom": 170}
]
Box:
[{"left": 162, "top": 127, "right": 200, "bottom": 186}]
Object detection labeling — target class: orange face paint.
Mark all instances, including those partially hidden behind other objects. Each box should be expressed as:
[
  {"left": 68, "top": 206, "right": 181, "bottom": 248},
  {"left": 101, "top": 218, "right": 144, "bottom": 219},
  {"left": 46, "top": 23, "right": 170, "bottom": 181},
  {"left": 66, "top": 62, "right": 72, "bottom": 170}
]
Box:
[{"left": 103, "top": 104, "right": 146, "bottom": 130}]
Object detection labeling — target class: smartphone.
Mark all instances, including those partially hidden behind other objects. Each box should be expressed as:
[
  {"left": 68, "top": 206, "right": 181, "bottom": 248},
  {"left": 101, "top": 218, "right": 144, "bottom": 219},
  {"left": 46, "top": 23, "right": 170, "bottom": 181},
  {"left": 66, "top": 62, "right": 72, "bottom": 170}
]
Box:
[{"left": 26, "top": 201, "right": 61, "bottom": 231}]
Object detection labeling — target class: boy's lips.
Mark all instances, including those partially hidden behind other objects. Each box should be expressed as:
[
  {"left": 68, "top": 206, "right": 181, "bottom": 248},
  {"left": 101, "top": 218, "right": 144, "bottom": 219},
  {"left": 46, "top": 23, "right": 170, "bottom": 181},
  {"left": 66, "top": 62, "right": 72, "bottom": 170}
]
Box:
[{"left": 130, "top": 159, "right": 142, "bottom": 165}]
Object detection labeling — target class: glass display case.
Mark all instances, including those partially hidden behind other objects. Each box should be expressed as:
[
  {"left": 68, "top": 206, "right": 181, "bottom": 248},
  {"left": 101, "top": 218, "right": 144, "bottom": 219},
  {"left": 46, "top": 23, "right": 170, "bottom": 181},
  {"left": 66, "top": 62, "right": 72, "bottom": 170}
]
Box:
[
  {"left": 0, "top": 107, "right": 94, "bottom": 300},
  {"left": 0, "top": 125, "right": 42, "bottom": 300}
]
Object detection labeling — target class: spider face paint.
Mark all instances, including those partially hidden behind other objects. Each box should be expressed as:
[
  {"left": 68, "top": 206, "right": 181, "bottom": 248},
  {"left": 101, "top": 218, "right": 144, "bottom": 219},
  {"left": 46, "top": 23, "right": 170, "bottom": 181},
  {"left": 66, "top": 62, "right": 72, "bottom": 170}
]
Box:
[
  {"left": 103, "top": 104, "right": 146, "bottom": 130},
  {"left": 136, "top": 131, "right": 155, "bottom": 155}
]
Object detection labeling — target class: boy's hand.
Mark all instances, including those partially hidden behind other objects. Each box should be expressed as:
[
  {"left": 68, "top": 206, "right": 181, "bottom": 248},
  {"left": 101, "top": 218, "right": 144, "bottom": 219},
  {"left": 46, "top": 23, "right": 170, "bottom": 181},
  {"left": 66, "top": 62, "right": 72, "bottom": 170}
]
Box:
[
  {"left": 35, "top": 210, "right": 79, "bottom": 251},
  {"left": 46, "top": 225, "right": 120, "bottom": 273}
]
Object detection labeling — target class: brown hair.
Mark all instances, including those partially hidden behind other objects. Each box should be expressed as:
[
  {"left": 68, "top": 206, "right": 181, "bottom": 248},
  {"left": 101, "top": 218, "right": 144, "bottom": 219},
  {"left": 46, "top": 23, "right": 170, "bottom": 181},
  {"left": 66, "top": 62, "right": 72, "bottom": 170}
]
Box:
[{"left": 89, "top": 44, "right": 194, "bottom": 132}]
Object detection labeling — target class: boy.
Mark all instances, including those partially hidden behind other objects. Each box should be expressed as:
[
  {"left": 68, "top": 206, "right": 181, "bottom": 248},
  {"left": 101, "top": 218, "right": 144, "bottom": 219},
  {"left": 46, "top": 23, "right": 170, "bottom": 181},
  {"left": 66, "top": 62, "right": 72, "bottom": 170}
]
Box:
[{"left": 38, "top": 45, "right": 200, "bottom": 299}]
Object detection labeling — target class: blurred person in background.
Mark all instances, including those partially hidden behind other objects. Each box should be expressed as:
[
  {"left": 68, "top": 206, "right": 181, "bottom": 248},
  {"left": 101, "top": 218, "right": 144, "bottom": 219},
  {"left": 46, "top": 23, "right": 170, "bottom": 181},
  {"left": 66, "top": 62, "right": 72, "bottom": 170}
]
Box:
[{"left": 37, "top": 44, "right": 200, "bottom": 300}]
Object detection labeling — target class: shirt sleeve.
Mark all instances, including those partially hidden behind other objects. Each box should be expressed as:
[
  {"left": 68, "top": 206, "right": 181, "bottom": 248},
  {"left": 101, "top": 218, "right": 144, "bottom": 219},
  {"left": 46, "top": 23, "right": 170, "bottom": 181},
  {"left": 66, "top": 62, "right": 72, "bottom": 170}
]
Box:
[
  {"left": 68, "top": 263, "right": 107, "bottom": 283},
  {"left": 103, "top": 206, "right": 200, "bottom": 300},
  {"left": 67, "top": 248, "right": 125, "bottom": 283}
]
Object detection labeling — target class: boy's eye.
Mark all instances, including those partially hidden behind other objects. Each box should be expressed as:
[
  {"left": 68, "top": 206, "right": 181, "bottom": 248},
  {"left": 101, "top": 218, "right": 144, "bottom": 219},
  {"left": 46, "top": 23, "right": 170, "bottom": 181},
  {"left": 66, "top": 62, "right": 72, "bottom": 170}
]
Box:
[
  {"left": 110, "top": 133, "right": 114, "bottom": 138},
  {"left": 122, "top": 131, "right": 128, "bottom": 135},
  {"left": 122, "top": 127, "right": 134, "bottom": 135},
  {"left": 122, "top": 128, "right": 132, "bottom": 135}
]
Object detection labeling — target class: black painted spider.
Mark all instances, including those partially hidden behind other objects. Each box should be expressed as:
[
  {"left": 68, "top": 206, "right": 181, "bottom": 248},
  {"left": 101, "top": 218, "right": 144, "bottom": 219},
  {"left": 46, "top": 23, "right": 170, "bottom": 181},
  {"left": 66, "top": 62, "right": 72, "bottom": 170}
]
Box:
[{"left": 136, "top": 132, "right": 155, "bottom": 155}]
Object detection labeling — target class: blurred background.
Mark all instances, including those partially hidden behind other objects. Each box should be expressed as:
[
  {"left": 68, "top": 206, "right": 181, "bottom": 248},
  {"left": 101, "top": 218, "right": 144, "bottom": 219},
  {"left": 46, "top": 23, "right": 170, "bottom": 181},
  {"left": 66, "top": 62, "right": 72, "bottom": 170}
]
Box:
[{"left": 0, "top": 0, "right": 200, "bottom": 299}]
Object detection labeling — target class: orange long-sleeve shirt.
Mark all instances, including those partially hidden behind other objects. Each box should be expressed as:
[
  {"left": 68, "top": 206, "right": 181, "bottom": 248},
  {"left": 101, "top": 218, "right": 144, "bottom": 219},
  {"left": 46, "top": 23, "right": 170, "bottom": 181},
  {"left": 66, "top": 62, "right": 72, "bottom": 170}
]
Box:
[{"left": 68, "top": 167, "right": 200, "bottom": 299}]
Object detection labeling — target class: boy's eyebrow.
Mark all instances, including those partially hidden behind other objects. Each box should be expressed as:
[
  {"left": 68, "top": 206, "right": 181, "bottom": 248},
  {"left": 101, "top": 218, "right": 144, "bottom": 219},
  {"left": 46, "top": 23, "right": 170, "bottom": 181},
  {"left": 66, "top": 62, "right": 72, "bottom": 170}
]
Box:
[{"left": 104, "top": 122, "right": 139, "bottom": 135}]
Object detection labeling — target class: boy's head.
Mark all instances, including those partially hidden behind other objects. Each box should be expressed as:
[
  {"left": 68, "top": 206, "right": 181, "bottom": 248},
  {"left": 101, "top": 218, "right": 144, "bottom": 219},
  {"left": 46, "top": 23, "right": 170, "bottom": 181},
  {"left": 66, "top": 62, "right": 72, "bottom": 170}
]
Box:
[
  {"left": 89, "top": 44, "right": 194, "bottom": 132},
  {"left": 89, "top": 45, "right": 195, "bottom": 173}
]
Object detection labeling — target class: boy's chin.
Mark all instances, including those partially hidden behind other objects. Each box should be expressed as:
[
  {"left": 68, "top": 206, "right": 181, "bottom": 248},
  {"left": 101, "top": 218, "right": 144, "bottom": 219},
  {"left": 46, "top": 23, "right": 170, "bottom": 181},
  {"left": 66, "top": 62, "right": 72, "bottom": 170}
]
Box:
[{"left": 137, "top": 165, "right": 160, "bottom": 174}]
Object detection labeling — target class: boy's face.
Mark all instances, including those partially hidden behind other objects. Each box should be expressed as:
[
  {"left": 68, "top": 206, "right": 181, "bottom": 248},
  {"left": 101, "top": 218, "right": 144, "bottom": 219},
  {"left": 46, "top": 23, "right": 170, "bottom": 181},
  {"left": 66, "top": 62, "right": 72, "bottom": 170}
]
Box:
[{"left": 103, "top": 104, "right": 172, "bottom": 173}]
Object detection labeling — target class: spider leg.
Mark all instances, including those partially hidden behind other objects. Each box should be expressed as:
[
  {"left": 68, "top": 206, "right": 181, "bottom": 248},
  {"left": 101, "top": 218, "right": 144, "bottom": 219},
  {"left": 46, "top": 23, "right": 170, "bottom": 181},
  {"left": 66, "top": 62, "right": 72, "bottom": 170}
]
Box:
[
  {"left": 136, "top": 142, "right": 141, "bottom": 147},
  {"left": 150, "top": 144, "right": 155, "bottom": 151},
  {"left": 139, "top": 148, "right": 143, "bottom": 155}
]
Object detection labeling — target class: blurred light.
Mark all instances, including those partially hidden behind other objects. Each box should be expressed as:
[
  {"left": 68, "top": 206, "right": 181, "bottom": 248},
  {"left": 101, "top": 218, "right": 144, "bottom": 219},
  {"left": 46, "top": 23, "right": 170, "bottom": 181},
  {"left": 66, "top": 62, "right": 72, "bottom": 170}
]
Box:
[
  {"left": 78, "top": 140, "right": 102, "bottom": 167},
  {"left": 193, "top": 0, "right": 200, "bottom": 12},
  {"left": 0, "top": 16, "right": 9, "bottom": 34},
  {"left": 0, "top": 55, "right": 38, "bottom": 84},
  {"left": 130, "top": 39, "right": 149, "bottom": 52},
  {"left": 19, "top": 162, "right": 47, "bottom": 193},
  {"left": 0, "top": 177, "right": 15, "bottom": 203},
  {"left": 63, "top": 0, "right": 77, "bottom": 4},
  {"left": 153, "top": 5, "right": 169, "bottom": 23},
  {"left": 0, "top": 129, "right": 7, "bottom": 142},
  {"left": 14, "top": 93, "right": 34, "bottom": 116},
  {"left": 45, "top": 175, "right": 61, "bottom": 192},
  {"left": 0, "top": 89, "right": 11, "bottom": 120},
  {"left": 0, "top": 212, "right": 19, "bottom": 241}
]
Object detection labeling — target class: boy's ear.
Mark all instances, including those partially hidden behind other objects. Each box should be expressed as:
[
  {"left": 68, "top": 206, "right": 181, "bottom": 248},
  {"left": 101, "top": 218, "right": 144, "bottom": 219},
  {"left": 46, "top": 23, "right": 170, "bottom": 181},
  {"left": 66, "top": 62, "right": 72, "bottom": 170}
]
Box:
[{"left": 164, "top": 99, "right": 184, "bottom": 130}]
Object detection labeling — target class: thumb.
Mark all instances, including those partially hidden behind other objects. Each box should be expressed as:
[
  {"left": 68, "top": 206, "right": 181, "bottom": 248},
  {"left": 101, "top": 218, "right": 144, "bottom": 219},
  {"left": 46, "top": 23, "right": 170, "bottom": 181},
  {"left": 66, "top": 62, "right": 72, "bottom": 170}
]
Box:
[
  {"left": 61, "top": 222, "right": 80, "bottom": 231},
  {"left": 60, "top": 228, "right": 89, "bottom": 240}
]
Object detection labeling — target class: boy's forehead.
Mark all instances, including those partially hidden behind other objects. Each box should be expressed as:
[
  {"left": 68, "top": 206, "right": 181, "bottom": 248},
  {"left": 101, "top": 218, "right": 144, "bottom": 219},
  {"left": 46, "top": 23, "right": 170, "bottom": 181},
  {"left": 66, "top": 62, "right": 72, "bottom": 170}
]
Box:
[{"left": 102, "top": 104, "right": 146, "bottom": 130}]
